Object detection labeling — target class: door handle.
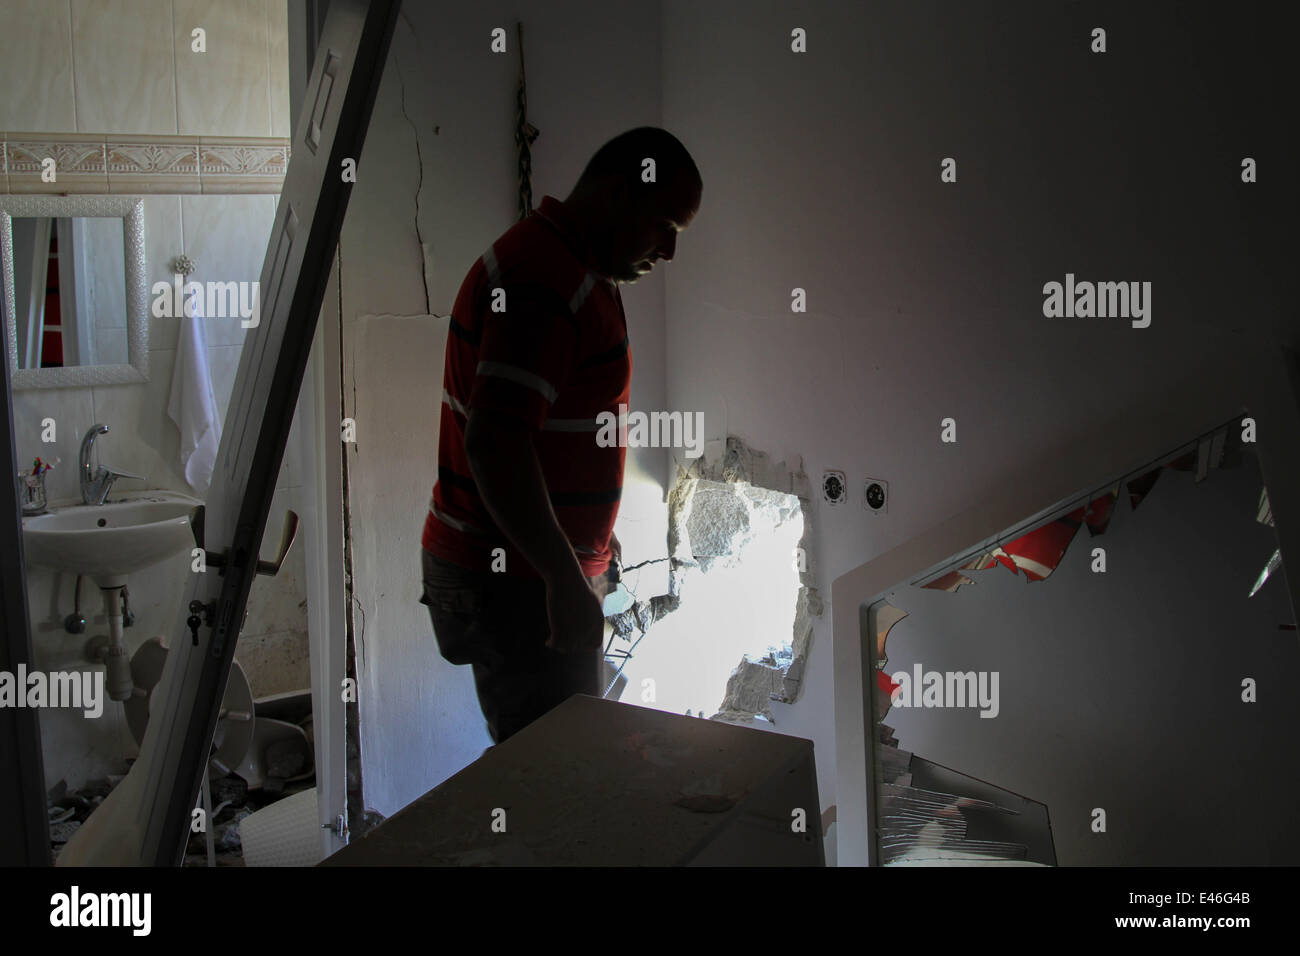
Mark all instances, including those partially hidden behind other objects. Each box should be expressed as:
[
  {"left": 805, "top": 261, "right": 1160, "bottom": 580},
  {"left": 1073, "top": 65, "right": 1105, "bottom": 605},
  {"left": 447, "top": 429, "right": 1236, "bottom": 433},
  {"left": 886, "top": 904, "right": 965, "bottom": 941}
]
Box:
[
  {"left": 188, "top": 506, "right": 299, "bottom": 577},
  {"left": 256, "top": 510, "right": 299, "bottom": 577}
]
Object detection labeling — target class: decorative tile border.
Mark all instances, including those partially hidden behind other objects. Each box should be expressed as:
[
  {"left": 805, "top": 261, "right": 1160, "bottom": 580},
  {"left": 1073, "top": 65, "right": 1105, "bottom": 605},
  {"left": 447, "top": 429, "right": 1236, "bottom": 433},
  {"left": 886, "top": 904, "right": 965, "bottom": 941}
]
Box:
[
  {"left": 108, "top": 134, "right": 200, "bottom": 194},
  {"left": 5, "top": 134, "right": 108, "bottom": 194},
  {"left": 198, "top": 135, "right": 290, "bottom": 194},
  {"left": 2, "top": 132, "right": 288, "bottom": 194}
]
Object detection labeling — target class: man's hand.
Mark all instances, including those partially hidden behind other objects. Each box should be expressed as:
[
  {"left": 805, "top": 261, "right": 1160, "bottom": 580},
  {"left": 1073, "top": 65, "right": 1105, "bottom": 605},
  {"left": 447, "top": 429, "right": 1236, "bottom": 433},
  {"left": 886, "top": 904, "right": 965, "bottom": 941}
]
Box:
[
  {"left": 545, "top": 572, "right": 605, "bottom": 654},
  {"left": 546, "top": 533, "right": 620, "bottom": 653}
]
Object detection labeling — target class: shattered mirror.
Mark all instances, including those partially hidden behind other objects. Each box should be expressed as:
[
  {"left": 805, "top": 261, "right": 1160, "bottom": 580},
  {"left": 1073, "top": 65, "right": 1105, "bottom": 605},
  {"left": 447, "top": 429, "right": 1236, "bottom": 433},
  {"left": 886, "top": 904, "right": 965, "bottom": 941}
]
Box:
[{"left": 864, "top": 414, "right": 1298, "bottom": 866}]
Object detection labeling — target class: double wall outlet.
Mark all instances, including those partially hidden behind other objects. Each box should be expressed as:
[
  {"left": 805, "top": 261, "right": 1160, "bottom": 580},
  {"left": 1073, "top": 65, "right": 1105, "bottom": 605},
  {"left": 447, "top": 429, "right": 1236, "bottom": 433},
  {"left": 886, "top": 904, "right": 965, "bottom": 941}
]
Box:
[{"left": 825, "top": 471, "right": 889, "bottom": 514}]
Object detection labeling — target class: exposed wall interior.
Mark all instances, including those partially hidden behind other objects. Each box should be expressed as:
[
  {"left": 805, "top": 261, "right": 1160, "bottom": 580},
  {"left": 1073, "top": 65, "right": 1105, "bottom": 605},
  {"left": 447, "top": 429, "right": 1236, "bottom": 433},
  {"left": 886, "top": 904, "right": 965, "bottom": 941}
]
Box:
[{"left": 661, "top": 437, "right": 819, "bottom": 723}]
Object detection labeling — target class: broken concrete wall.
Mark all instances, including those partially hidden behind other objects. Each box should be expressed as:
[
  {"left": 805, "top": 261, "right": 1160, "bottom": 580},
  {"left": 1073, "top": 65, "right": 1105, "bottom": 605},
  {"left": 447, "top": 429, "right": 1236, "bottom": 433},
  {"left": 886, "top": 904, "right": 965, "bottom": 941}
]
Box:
[{"left": 666, "top": 436, "right": 823, "bottom": 719}]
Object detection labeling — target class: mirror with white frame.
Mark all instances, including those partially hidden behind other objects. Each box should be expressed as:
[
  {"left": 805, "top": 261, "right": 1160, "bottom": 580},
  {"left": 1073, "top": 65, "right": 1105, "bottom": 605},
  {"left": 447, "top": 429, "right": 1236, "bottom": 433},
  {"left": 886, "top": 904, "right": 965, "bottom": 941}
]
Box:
[{"left": 1, "top": 195, "right": 148, "bottom": 389}]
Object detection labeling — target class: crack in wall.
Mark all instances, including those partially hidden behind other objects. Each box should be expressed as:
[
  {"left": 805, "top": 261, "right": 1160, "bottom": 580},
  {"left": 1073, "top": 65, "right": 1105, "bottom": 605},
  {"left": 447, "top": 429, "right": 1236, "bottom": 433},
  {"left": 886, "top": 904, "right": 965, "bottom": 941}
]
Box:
[
  {"left": 392, "top": 43, "right": 432, "bottom": 315},
  {"left": 335, "top": 244, "right": 367, "bottom": 839}
]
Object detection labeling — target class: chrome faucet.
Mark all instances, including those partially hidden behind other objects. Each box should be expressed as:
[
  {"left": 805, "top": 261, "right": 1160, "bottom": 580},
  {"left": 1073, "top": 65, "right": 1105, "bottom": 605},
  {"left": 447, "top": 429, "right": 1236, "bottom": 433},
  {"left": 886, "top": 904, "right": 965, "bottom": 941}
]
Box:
[{"left": 79, "top": 424, "right": 144, "bottom": 505}]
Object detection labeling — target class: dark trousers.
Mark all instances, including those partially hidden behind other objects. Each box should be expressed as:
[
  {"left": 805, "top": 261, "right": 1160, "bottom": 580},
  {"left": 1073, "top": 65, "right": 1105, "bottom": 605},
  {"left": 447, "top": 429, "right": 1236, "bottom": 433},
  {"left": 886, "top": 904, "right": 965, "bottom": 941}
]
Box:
[{"left": 418, "top": 549, "right": 607, "bottom": 745}]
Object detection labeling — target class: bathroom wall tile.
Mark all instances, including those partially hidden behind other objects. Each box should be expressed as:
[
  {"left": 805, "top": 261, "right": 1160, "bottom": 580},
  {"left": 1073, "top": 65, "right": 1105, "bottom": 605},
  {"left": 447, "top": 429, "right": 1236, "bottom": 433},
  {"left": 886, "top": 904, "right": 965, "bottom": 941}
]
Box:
[
  {"left": 111, "top": 134, "right": 283, "bottom": 194},
  {"left": 180, "top": 193, "right": 275, "bottom": 346},
  {"left": 1, "top": 132, "right": 281, "bottom": 196},
  {"left": 106, "top": 134, "right": 200, "bottom": 193},
  {"left": 25, "top": 567, "right": 85, "bottom": 653},
  {"left": 28, "top": 544, "right": 190, "bottom": 663},
  {"left": 12, "top": 387, "right": 96, "bottom": 504},
  {"left": 266, "top": 0, "right": 291, "bottom": 138},
  {"left": 198, "top": 136, "right": 288, "bottom": 193},
  {"left": 206, "top": 343, "right": 244, "bottom": 429},
  {"left": 144, "top": 195, "right": 184, "bottom": 350},
  {"left": 5, "top": 134, "right": 108, "bottom": 193},
  {"left": 174, "top": 0, "right": 271, "bottom": 137},
  {"left": 91, "top": 350, "right": 191, "bottom": 496},
  {"left": 0, "top": 0, "right": 76, "bottom": 132},
  {"left": 71, "top": 0, "right": 177, "bottom": 135}
]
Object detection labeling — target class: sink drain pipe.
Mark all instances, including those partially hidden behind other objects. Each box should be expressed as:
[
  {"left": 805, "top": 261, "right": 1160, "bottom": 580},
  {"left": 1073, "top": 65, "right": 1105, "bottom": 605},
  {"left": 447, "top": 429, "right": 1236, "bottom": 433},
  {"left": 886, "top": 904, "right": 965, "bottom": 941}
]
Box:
[{"left": 92, "top": 585, "right": 136, "bottom": 702}]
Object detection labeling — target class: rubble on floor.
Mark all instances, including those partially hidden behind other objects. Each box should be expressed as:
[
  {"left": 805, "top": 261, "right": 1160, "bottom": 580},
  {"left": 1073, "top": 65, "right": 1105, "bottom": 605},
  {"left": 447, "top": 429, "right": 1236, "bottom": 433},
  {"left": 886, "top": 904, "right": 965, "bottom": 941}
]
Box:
[{"left": 48, "top": 698, "right": 318, "bottom": 866}]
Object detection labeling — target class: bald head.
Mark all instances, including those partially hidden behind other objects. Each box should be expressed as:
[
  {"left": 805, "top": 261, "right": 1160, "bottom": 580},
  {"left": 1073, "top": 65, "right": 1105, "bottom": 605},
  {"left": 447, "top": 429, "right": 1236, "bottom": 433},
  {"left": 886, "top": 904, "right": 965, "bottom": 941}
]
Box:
[
  {"left": 564, "top": 128, "right": 702, "bottom": 284},
  {"left": 570, "top": 126, "right": 702, "bottom": 201}
]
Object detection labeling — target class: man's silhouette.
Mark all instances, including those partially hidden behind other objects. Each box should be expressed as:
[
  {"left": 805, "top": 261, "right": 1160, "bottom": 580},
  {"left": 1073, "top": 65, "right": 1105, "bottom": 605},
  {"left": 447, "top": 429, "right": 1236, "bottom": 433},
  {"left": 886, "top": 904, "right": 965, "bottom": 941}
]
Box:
[{"left": 419, "top": 127, "right": 702, "bottom": 745}]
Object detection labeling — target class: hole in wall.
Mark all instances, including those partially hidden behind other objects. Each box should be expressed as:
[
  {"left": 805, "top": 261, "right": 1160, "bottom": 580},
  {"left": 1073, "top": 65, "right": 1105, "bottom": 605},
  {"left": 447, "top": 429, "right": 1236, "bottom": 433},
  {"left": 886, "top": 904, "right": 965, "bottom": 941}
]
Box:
[{"left": 607, "top": 437, "right": 821, "bottom": 725}]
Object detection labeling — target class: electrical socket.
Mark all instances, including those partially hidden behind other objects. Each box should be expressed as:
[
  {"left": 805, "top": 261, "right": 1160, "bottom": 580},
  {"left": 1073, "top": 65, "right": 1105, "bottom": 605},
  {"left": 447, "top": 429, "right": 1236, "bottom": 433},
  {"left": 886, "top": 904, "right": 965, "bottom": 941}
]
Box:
[
  {"left": 822, "top": 470, "right": 847, "bottom": 505},
  {"left": 864, "top": 477, "right": 888, "bottom": 514}
]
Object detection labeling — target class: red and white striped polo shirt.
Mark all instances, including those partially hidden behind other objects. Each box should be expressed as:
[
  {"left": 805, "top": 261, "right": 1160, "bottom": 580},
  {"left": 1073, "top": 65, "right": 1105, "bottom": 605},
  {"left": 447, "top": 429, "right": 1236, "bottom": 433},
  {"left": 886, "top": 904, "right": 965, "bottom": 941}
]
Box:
[{"left": 421, "top": 195, "right": 631, "bottom": 577}]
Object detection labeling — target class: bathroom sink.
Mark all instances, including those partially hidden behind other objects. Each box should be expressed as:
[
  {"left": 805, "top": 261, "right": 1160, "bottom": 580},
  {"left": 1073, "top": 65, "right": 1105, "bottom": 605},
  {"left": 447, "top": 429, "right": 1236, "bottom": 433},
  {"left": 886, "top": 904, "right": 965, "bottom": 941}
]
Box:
[{"left": 22, "top": 491, "right": 204, "bottom": 587}]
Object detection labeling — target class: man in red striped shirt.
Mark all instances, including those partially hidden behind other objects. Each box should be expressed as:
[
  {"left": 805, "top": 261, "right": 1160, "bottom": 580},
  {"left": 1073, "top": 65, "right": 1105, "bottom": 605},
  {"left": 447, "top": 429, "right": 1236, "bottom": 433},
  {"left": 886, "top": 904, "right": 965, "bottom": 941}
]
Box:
[{"left": 419, "top": 127, "right": 702, "bottom": 745}]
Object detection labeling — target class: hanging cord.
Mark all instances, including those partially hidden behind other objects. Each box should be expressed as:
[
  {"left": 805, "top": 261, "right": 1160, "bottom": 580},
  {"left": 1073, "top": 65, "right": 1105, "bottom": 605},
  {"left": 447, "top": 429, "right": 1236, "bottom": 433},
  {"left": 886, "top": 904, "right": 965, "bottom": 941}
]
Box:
[{"left": 515, "top": 22, "right": 540, "bottom": 221}]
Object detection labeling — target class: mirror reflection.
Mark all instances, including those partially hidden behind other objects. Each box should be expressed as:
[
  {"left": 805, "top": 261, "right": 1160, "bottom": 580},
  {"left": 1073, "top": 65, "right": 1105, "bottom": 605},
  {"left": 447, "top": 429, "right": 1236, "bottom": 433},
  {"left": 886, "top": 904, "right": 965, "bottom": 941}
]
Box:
[{"left": 10, "top": 216, "right": 127, "bottom": 369}]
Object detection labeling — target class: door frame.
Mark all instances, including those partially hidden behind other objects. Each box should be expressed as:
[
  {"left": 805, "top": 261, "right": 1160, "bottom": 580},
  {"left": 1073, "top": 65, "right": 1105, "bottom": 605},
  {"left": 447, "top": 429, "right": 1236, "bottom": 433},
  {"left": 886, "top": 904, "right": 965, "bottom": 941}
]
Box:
[
  {"left": 289, "top": 0, "right": 349, "bottom": 863},
  {"left": 0, "top": 294, "right": 50, "bottom": 866}
]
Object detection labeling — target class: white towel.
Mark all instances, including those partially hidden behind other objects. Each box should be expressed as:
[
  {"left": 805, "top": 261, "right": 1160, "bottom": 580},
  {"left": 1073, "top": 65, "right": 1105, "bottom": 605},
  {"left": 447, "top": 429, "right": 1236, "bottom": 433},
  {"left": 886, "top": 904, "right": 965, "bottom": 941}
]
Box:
[{"left": 167, "top": 288, "right": 221, "bottom": 496}]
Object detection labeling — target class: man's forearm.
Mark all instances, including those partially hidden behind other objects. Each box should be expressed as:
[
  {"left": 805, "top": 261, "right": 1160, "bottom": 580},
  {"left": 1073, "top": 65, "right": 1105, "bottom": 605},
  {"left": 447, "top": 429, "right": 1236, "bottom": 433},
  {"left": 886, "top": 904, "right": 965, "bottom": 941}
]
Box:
[{"left": 465, "top": 422, "right": 584, "bottom": 586}]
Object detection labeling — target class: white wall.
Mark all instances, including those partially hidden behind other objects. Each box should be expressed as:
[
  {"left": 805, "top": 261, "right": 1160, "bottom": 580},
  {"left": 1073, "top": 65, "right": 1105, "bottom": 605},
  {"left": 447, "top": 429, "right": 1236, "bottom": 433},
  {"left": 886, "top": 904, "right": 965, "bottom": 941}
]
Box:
[
  {"left": 661, "top": 0, "right": 1294, "bottom": 838},
  {"left": 276, "top": 0, "right": 1294, "bottom": 845},
  {"left": 2, "top": 0, "right": 300, "bottom": 788},
  {"left": 339, "top": 0, "right": 670, "bottom": 815}
]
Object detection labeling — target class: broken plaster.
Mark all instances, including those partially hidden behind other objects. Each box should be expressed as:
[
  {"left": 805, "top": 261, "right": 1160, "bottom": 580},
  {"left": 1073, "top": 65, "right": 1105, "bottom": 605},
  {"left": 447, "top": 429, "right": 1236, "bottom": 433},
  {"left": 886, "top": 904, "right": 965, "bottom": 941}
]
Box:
[{"left": 667, "top": 436, "right": 823, "bottom": 720}]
